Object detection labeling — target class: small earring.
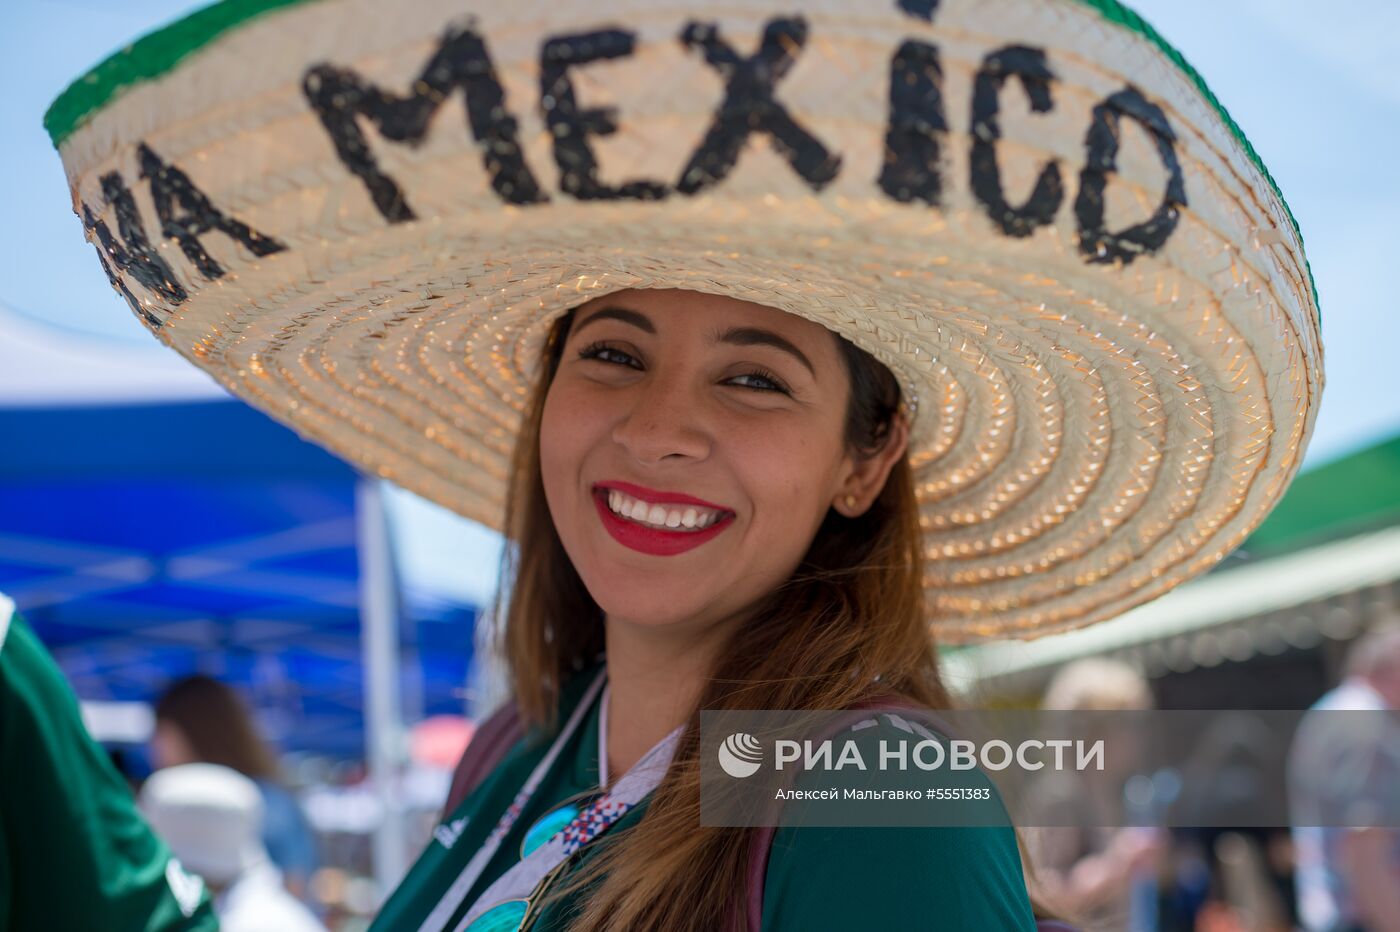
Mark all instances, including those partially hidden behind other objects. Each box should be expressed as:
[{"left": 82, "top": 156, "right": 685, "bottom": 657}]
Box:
[{"left": 844, "top": 494, "right": 857, "bottom": 509}]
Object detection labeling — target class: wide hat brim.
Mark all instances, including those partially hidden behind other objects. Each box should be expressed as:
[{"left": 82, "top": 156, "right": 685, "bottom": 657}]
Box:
[{"left": 48, "top": 0, "right": 1322, "bottom": 642}]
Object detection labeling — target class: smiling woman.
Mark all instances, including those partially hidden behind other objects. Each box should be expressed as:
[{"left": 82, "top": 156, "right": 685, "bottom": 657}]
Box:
[
  {"left": 385, "top": 285, "right": 1033, "bottom": 932},
  {"left": 46, "top": 0, "right": 1321, "bottom": 929}
]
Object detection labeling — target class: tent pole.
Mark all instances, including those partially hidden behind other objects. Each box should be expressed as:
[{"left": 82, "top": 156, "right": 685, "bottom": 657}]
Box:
[{"left": 356, "top": 478, "right": 408, "bottom": 902}]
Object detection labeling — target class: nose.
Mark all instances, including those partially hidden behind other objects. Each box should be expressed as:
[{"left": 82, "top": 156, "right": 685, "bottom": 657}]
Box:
[{"left": 610, "top": 373, "right": 713, "bottom": 465}]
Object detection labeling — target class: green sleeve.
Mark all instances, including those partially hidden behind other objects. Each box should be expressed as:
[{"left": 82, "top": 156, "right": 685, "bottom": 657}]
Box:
[
  {"left": 759, "top": 718, "right": 1037, "bottom": 931},
  {"left": 0, "top": 612, "right": 217, "bottom": 932}
]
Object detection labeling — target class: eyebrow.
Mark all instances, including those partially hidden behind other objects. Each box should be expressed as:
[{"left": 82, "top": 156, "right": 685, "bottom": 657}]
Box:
[
  {"left": 716, "top": 326, "right": 815, "bottom": 376},
  {"left": 572, "top": 306, "right": 816, "bottom": 376},
  {"left": 572, "top": 306, "right": 656, "bottom": 336}
]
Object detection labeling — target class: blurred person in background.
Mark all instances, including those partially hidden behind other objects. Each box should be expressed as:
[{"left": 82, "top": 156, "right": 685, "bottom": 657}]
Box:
[
  {"left": 142, "top": 762, "right": 325, "bottom": 932},
  {"left": 0, "top": 592, "right": 216, "bottom": 930},
  {"left": 153, "top": 673, "right": 320, "bottom": 902},
  {"left": 1290, "top": 624, "right": 1400, "bottom": 932},
  {"left": 1025, "top": 657, "right": 1164, "bottom": 932},
  {"left": 1173, "top": 715, "right": 1295, "bottom": 931}
]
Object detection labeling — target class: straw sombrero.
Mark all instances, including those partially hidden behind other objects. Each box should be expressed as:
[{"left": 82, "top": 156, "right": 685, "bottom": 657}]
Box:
[{"left": 47, "top": 0, "right": 1322, "bottom": 642}]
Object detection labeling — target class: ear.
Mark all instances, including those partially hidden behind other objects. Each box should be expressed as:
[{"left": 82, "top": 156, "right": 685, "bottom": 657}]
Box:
[{"left": 832, "top": 413, "right": 911, "bottom": 517}]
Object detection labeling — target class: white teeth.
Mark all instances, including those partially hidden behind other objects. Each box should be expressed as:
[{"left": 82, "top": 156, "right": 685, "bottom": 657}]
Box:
[{"left": 603, "top": 489, "right": 726, "bottom": 531}]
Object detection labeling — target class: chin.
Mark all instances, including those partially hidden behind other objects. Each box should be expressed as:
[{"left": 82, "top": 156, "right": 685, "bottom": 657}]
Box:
[
  {"left": 578, "top": 558, "right": 724, "bottom": 627},
  {"left": 588, "top": 579, "right": 712, "bottom": 630}
]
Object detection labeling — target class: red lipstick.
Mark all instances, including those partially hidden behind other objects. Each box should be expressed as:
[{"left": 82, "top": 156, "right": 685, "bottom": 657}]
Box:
[{"left": 592, "top": 482, "right": 735, "bottom": 557}]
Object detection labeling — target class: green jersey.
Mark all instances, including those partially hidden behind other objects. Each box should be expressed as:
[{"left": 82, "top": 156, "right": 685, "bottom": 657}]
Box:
[
  {"left": 0, "top": 595, "right": 217, "bottom": 931},
  {"left": 374, "top": 665, "right": 1036, "bottom": 930}
]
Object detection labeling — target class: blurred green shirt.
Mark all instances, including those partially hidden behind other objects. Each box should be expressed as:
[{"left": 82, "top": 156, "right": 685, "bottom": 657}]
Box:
[
  {"left": 0, "top": 595, "right": 216, "bottom": 932},
  {"left": 374, "top": 664, "right": 1036, "bottom": 930}
]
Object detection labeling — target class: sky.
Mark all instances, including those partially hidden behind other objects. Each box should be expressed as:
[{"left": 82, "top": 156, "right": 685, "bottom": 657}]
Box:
[{"left": 2, "top": 0, "right": 1397, "bottom": 597}]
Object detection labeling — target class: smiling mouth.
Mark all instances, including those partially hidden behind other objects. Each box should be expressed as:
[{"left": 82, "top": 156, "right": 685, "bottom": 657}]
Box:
[
  {"left": 600, "top": 487, "right": 730, "bottom": 531},
  {"left": 591, "top": 484, "right": 735, "bottom": 556}
]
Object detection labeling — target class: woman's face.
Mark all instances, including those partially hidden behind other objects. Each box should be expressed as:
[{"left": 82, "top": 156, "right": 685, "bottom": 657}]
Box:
[
  {"left": 151, "top": 719, "right": 197, "bottom": 770},
  {"left": 540, "top": 289, "right": 866, "bottom": 632}
]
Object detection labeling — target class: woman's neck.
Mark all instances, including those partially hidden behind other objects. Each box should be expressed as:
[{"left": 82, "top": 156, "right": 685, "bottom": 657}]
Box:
[{"left": 600, "top": 613, "right": 736, "bottom": 785}]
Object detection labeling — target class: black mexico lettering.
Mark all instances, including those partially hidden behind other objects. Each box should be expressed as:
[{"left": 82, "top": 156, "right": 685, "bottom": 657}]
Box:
[
  {"left": 287, "top": 12, "right": 1186, "bottom": 262},
  {"left": 139, "top": 143, "right": 286, "bottom": 279},
  {"left": 81, "top": 171, "right": 185, "bottom": 327},
  {"left": 79, "top": 12, "right": 1192, "bottom": 300},
  {"left": 302, "top": 20, "right": 547, "bottom": 221},
  {"left": 897, "top": 0, "right": 941, "bottom": 22},
  {"left": 81, "top": 146, "right": 284, "bottom": 327},
  {"left": 93, "top": 245, "right": 163, "bottom": 328},
  {"left": 969, "top": 45, "right": 1063, "bottom": 238},
  {"left": 676, "top": 17, "right": 841, "bottom": 194},
  {"left": 879, "top": 40, "right": 947, "bottom": 206},
  {"left": 540, "top": 30, "right": 669, "bottom": 201},
  {"left": 1075, "top": 85, "right": 1187, "bottom": 264}
]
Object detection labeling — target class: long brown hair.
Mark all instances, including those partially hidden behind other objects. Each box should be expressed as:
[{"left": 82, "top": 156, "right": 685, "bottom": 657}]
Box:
[
  {"left": 498, "top": 305, "right": 953, "bottom": 930},
  {"left": 154, "top": 674, "right": 280, "bottom": 781}
]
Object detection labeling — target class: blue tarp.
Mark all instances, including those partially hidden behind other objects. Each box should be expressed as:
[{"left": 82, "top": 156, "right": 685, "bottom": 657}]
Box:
[{"left": 0, "top": 400, "right": 476, "bottom": 760}]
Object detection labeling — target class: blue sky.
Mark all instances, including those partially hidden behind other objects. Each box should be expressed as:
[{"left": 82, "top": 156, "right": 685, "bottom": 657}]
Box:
[{"left": 3, "top": 0, "right": 1398, "bottom": 468}]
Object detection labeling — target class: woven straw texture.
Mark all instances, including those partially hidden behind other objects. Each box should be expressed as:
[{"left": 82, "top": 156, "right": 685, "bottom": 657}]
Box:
[{"left": 51, "top": 0, "right": 1322, "bottom": 642}]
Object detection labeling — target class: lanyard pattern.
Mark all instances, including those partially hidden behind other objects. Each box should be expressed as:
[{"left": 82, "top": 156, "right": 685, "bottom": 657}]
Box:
[
  {"left": 415, "top": 670, "right": 607, "bottom": 932},
  {"left": 557, "top": 796, "right": 634, "bottom": 856},
  {"left": 455, "top": 687, "right": 682, "bottom": 931}
]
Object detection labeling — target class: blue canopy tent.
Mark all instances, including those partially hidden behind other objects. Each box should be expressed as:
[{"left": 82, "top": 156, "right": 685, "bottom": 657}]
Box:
[
  {"left": 0, "top": 304, "right": 489, "bottom": 892},
  {"left": 0, "top": 398, "right": 485, "bottom": 890},
  {"left": 0, "top": 399, "right": 477, "bottom": 759}
]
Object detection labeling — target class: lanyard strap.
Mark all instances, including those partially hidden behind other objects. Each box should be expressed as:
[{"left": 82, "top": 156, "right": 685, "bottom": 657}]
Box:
[
  {"left": 598, "top": 683, "right": 611, "bottom": 789},
  {"left": 416, "top": 670, "right": 607, "bottom": 932},
  {"left": 455, "top": 690, "right": 682, "bottom": 930}
]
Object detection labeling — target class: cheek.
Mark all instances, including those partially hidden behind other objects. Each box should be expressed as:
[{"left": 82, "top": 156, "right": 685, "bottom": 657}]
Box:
[
  {"left": 540, "top": 379, "right": 610, "bottom": 503},
  {"left": 152, "top": 723, "right": 190, "bottom": 768},
  {"left": 729, "top": 420, "right": 844, "bottom": 523},
  {"left": 538, "top": 386, "right": 567, "bottom": 483}
]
